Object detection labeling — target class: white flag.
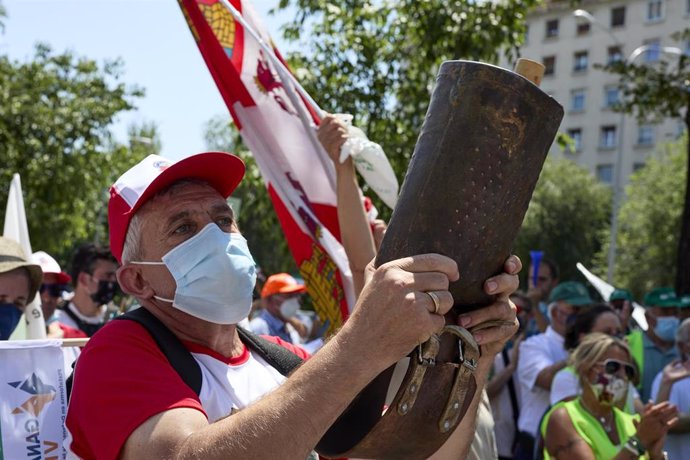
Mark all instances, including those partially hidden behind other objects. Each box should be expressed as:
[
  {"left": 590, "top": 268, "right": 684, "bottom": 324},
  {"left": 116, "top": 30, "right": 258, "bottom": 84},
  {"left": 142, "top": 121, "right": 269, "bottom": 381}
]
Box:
[
  {"left": 0, "top": 340, "right": 68, "bottom": 460},
  {"left": 3, "top": 173, "right": 47, "bottom": 339}
]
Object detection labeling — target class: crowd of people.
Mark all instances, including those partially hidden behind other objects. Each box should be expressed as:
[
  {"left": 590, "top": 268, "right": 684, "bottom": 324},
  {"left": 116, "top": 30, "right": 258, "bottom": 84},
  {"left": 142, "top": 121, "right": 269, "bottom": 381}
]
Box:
[
  {"left": 488, "top": 257, "right": 690, "bottom": 460},
  {"left": 0, "top": 113, "right": 688, "bottom": 459}
]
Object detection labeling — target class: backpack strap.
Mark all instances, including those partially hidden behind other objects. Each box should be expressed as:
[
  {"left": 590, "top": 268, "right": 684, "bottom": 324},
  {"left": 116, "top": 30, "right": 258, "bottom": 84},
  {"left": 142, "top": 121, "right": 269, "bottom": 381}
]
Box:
[
  {"left": 115, "top": 308, "right": 203, "bottom": 395},
  {"left": 236, "top": 326, "right": 304, "bottom": 376}
]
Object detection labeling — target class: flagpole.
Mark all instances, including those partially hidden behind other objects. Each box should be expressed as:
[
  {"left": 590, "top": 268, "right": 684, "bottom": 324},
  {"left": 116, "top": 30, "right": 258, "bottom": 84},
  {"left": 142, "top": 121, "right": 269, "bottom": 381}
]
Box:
[
  {"left": 218, "top": 0, "right": 324, "bottom": 118},
  {"left": 218, "top": 0, "right": 337, "bottom": 191}
]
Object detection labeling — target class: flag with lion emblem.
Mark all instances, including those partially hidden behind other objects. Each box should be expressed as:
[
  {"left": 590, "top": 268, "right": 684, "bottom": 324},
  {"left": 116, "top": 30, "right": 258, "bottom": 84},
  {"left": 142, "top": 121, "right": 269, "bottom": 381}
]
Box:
[{"left": 178, "top": 0, "right": 355, "bottom": 332}]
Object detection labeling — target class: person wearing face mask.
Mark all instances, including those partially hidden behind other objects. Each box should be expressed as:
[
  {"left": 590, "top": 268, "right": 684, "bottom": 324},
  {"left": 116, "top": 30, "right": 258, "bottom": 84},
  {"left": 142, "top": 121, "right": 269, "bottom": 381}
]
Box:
[
  {"left": 626, "top": 287, "right": 680, "bottom": 402},
  {"left": 514, "top": 281, "right": 592, "bottom": 459},
  {"left": 550, "top": 304, "right": 642, "bottom": 415},
  {"left": 249, "top": 273, "right": 307, "bottom": 344},
  {"left": 54, "top": 243, "right": 119, "bottom": 337},
  {"left": 31, "top": 250, "right": 85, "bottom": 339},
  {"left": 0, "top": 237, "right": 42, "bottom": 340},
  {"left": 543, "top": 333, "right": 677, "bottom": 460},
  {"left": 65, "top": 152, "right": 523, "bottom": 460},
  {"left": 651, "top": 317, "right": 690, "bottom": 460}
]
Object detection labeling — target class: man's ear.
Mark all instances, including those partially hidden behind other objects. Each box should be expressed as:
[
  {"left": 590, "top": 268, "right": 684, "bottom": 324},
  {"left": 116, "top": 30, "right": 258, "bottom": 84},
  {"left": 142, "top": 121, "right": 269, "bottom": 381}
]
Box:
[
  {"left": 117, "top": 265, "right": 155, "bottom": 299},
  {"left": 77, "top": 271, "right": 91, "bottom": 288}
]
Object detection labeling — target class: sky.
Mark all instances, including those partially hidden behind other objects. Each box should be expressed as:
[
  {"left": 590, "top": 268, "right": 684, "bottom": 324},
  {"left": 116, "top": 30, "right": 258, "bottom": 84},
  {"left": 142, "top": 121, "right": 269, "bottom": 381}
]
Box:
[{"left": 1, "top": 0, "right": 294, "bottom": 159}]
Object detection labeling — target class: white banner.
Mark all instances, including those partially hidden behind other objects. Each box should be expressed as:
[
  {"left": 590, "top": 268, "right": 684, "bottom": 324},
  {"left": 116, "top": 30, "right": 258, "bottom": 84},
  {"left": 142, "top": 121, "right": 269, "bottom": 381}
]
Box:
[{"left": 0, "top": 340, "right": 68, "bottom": 460}]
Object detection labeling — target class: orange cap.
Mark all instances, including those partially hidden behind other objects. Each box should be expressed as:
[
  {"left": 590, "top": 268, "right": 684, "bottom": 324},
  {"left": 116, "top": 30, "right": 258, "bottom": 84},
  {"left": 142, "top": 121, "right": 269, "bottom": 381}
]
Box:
[{"left": 260, "top": 273, "right": 307, "bottom": 298}]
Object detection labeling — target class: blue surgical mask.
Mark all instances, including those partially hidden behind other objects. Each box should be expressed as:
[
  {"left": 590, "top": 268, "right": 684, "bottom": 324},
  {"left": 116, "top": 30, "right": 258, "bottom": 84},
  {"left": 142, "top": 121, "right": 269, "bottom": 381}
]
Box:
[
  {"left": 132, "top": 224, "right": 257, "bottom": 324},
  {"left": 654, "top": 316, "right": 680, "bottom": 343},
  {"left": 0, "top": 303, "right": 22, "bottom": 340}
]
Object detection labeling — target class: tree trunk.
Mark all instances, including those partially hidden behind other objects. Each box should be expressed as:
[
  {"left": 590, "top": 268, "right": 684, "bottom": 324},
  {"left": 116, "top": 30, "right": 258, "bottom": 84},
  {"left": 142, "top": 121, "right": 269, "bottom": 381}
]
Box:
[{"left": 675, "top": 99, "right": 690, "bottom": 295}]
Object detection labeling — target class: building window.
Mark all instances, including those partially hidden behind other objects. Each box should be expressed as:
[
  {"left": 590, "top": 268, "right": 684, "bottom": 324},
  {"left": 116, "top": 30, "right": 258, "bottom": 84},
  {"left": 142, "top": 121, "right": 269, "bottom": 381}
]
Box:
[
  {"left": 604, "top": 87, "right": 620, "bottom": 108},
  {"left": 597, "top": 164, "right": 614, "bottom": 184},
  {"left": 607, "top": 46, "right": 623, "bottom": 64},
  {"left": 543, "top": 56, "right": 556, "bottom": 76},
  {"left": 546, "top": 19, "right": 559, "bottom": 38},
  {"left": 567, "top": 128, "right": 583, "bottom": 152},
  {"left": 647, "top": 0, "right": 663, "bottom": 21},
  {"left": 638, "top": 125, "right": 655, "bottom": 145},
  {"left": 611, "top": 6, "right": 626, "bottom": 27},
  {"left": 570, "top": 89, "right": 586, "bottom": 112},
  {"left": 633, "top": 162, "right": 646, "bottom": 172},
  {"left": 600, "top": 125, "right": 617, "bottom": 148},
  {"left": 577, "top": 21, "right": 591, "bottom": 35},
  {"left": 573, "top": 51, "right": 588, "bottom": 72},
  {"left": 687, "top": 0, "right": 690, "bottom": 14},
  {"left": 644, "top": 39, "right": 661, "bottom": 62}
]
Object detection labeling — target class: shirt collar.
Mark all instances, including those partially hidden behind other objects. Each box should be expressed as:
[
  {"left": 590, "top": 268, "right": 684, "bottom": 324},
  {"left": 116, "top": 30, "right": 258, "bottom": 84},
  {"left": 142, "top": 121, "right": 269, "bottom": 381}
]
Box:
[
  {"left": 545, "top": 325, "right": 564, "bottom": 344},
  {"left": 260, "top": 309, "right": 286, "bottom": 331}
]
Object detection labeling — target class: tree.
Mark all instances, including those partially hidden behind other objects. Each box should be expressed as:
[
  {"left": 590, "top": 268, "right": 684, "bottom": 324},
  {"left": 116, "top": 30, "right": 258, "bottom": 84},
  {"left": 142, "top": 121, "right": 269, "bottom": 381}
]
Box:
[
  {"left": 607, "top": 138, "right": 686, "bottom": 299},
  {"left": 601, "top": 28, "right": 690, "bottom": 294},
  {"left": 203, "top": 115, "right": 294, "bottom": 274},
  {"left": 0, "top": 44, "right": 156, "bottom": 265},
  {"left": 514, "top": 159, "right": 612, "bottom": 283},
  {"left": 276, "top": 0, "right": 540, "bottom": 219}
]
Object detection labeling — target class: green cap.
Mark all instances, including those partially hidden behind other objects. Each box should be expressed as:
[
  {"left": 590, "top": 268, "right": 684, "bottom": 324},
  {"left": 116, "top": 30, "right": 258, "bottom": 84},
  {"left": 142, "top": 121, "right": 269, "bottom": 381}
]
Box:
[
  {"left": 678, "top": 295, "right": 690, "bottom": 309},
  {"left": 643, "top": 287, "right": 678, "bottom": 308},
  {"left": 549, "top": 281, "right": 592, "bottom": 306},
  {"left": 609, "top": 288, "right": 634, "bottom": 302}
]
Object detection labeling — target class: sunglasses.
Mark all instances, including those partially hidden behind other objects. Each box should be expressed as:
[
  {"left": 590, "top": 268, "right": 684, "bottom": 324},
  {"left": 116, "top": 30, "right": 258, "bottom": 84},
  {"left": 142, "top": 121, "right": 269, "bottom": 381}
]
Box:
[
  {"left": 600, "top": 359, "right": 636, "bottom": 380},
  {"left": 39, "top": 283, "right": 68, "bottom": 298}
]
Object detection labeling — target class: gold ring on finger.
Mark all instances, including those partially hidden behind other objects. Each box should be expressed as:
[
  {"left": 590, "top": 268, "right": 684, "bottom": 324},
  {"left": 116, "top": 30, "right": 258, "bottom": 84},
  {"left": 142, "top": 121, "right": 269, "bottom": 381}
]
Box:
[{"left": 426, "top": 291, "right": 442, "bottom": 315}]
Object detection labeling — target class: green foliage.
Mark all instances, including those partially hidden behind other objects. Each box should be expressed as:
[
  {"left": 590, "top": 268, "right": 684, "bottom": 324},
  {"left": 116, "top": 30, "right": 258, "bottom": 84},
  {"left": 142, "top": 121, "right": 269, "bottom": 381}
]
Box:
[
  {"left": 277, "top": 0, "right": 541, "bottom": 219},
  {"left": 600, "top": 28, "right": 690, "bottom": 293},
  {"left": 204, "top": 0, "right": 543, "bottom": 272},
  {"left": 514, "top": 159, "right": 612, "bottom": 282},
  {"left": 608, "top": 138, "right": 686, "bottom": 298},
  {"left": 203, "top": 115, "right": 294, "bottom": 274},
  {"left": 0, "top": 44, "right": 155, "bottom": 265}
]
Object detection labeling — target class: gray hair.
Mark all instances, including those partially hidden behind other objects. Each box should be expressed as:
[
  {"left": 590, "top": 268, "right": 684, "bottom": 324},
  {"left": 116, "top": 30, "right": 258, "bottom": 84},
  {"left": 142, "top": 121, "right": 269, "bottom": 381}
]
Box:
[
  {"left": 121, "top": 212, "right": 144, "bottom": 264},
  {"left": 678, "top": 317, "right": 690, "bottom": 342}
]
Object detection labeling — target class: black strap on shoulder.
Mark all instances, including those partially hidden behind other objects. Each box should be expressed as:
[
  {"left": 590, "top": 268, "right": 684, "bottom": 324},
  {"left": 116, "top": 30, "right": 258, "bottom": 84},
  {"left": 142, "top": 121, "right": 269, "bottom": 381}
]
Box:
[
  {"left": 115, "top": 308, "right": 203, "bottom": 395},
  {"left": 236, "top": 326, "right": 304, "bottom": 376},
  {"left": 63, "top": 305, "right": 103, "bottom": 337},
  {"left": 502, "top": 348, "right": 521, "bottom": 451}
]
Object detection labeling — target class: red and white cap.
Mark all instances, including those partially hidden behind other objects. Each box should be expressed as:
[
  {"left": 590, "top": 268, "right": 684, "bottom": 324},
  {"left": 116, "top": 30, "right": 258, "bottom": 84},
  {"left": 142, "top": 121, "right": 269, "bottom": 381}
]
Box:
[
  {"left": 108, "top": 153, "right": 245, "bottom": 262},
  {"left": 31, "top": 251, "right": 71, "bottom": 284}
]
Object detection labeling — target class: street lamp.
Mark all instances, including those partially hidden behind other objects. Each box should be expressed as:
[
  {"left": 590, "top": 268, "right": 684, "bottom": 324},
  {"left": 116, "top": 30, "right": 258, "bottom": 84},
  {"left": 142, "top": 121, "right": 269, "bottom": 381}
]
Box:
[
  {"left": 572, "top": 9, "right": 623, "bottom": 283},
  {"left": 573, "top": 9, "right": 621, "bottom": 47}
]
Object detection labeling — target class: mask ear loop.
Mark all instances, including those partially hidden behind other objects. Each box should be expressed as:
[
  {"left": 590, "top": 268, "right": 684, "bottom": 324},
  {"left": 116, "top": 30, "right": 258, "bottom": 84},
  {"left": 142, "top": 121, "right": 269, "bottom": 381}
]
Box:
[{"left": 128, "top": 261, "right": 173, "bottom": 303}]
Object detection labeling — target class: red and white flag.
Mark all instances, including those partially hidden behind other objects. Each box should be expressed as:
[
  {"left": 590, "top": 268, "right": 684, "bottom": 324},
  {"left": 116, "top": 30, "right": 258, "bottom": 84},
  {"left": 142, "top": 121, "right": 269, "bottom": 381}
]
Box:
[{"left": 178, "top": 0, "right": 355, "bottom": 332}]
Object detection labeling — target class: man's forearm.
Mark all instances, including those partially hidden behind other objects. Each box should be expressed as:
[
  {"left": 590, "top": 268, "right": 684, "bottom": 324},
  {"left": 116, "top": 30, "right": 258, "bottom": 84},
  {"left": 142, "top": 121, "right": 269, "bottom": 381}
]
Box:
[
  {"left": 535, "top": 360, "right": 567, "bottom": 390},
  {"left": 177, "top": 323, "right": 389, "bottom": 459},
  {"left": 335, "top": 160, "right": 376, "bottom": 296},
  {"left": 486, "top": 363, "right": 515, "bottom": 399}
]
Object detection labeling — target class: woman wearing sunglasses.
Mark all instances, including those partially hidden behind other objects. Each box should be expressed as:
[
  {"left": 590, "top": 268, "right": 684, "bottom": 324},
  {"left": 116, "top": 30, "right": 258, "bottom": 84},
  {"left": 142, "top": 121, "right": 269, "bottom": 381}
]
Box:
[
  {"left": 543, "top": 333, "right": 677, "bottom": 459},
  {"left": 550, "top": 304, "right": 643, "bottom": 414}
]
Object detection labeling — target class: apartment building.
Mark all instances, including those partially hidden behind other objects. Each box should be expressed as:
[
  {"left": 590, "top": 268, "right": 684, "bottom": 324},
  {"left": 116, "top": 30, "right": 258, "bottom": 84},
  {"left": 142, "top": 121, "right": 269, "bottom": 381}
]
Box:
[{"left": 513, "top": 0, "right": 689, "bottom": 186}]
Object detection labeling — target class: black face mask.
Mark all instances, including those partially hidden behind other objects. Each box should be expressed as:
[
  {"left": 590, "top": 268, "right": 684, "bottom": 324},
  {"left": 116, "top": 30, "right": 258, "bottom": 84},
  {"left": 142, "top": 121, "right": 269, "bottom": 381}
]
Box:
[{"left": 90, "top": 280, "right": 119, "bottom": 305}]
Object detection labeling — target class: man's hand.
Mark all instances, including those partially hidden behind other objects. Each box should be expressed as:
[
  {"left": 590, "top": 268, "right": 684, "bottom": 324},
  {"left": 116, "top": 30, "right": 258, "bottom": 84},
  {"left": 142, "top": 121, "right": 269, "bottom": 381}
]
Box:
[
  {"left": 317, "top": 114, "right": 349, "bottom": 165},
  {"left": 662, "top": 359, "right": 690, "bottom": 385},
  {"left": 347, "top": 254, "right": 459, "bottom": 370},
  {"left": 457, "top": 255, "right": 521, "bottom": 357}
]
